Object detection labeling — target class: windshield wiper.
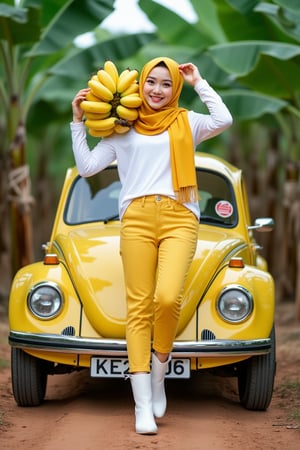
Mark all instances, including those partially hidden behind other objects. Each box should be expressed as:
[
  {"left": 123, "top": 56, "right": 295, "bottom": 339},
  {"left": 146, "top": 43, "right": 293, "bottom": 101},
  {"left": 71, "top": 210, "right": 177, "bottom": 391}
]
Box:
[{"left": 103, "top": 214, "right": 119, "bottom": 224}]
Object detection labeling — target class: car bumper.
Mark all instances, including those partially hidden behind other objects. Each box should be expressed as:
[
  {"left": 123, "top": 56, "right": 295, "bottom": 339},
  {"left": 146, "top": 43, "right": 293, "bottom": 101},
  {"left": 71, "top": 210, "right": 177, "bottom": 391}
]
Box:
[{"left": 9, "top": 331, "right": 271, "bottom": 357}]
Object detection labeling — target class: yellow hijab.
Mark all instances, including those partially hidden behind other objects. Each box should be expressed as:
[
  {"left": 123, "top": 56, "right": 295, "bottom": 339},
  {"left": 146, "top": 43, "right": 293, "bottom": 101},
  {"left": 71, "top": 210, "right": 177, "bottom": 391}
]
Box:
[{"left": 134, "top": 57, "right": 198, "bottom": 203}]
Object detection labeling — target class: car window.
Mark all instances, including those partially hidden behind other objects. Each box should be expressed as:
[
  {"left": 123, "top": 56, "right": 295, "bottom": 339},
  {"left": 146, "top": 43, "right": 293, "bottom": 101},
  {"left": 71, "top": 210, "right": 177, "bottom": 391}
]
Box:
[
  {"left": 65, "top": 167, "right": 121, "bottom": 224},
  {"left": 64, "top": 166, "right": 237, "bottom": 227},
  {"left": 197, "top": 169, "right": 237, "bottom": 227}
]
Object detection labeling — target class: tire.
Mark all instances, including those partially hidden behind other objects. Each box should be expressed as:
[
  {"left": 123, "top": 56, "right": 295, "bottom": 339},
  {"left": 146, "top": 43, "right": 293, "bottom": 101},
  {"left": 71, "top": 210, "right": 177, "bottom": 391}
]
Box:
[
  {"left": 237, "top": 325, "right": 276, "bottom": 410},
  {"left": 11, "top": 348, "right": 48, "bottom": 406}
]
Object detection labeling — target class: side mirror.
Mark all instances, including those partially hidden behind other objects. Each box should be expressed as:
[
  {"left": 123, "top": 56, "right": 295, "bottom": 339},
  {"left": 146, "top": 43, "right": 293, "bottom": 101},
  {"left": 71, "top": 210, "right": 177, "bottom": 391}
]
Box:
[{"left": 248, "top": 218, "right": 274, "bottom": 232}]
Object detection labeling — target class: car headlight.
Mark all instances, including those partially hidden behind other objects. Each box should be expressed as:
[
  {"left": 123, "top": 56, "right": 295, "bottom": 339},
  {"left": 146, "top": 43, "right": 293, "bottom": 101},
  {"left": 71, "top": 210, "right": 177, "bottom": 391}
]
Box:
[
  {"left": 27, "top": 282, "right": 63, "bottom": 319},
  {"left": 217, "top": 285, "right": 253, "bottom": 323}
]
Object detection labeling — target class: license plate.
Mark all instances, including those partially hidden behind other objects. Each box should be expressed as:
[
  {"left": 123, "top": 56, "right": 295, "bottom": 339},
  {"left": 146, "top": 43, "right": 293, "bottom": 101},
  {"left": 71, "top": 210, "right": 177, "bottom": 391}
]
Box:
[{"left": 90, "top": 357, "right": 190, "bottom": 378}]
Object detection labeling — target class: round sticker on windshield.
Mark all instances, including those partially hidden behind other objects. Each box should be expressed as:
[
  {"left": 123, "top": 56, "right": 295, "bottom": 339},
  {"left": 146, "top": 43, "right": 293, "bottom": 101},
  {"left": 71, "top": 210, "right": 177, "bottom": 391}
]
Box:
[{"left": 215, "top": 200, "right": 233, "bottom": 218}]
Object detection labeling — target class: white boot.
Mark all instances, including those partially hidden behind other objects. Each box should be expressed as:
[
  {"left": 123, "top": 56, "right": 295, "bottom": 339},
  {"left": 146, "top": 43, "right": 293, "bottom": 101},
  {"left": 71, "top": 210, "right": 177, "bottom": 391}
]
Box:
[
  {"left": 151, "top": 353, "right": 171, "bottom": 418},
  {"left": 130, "top": 373, "right": 157, "bottom": 434}
]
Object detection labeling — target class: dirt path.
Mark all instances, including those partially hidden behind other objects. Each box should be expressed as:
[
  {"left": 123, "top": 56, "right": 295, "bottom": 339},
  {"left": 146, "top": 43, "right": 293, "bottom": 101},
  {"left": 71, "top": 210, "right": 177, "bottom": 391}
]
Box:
[{"left": 0, "top": 302, "right": 299, "bottom": 450}]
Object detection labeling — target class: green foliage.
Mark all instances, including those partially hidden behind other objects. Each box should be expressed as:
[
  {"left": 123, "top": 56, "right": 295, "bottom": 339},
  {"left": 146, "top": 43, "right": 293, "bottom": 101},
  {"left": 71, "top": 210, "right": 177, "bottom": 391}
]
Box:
[
  {"left": 46, "top": 33, "right": 155, "bottom": 80},
  {"left": 0, "top": 3, "right": 40, "bottom": 44},
  {"left": 0, "top": 0, "right": 157, "bottom": 170},
  {"left": 189, "top": 0, "right": 227, "bottom": 43},
  {"left": 27, "top": 0, "right": 114, "bottom": 56},
  {"left": 209, "top": 41, "right": 300, "bottom": 98},
  {"left": 0, "top": 1, "right": 116, "bottom": 131},
  {"left": 1, "top": 0, "right": 300, "bottom": 276},
  {"left": 137, "top": 0, "right": 300, "bottom": 124},
  {"left": 255, "top": 1, "right": 300, "bottom": 42},
  {"left": 140, "top": 0, "right": 215, "bottom": 48}
]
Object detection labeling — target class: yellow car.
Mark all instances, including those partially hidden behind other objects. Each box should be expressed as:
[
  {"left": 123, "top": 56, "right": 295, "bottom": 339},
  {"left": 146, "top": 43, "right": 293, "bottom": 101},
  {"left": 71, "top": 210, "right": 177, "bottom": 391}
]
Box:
[{"left": 8, "top": 152, "right": 275, "bottom": 410}]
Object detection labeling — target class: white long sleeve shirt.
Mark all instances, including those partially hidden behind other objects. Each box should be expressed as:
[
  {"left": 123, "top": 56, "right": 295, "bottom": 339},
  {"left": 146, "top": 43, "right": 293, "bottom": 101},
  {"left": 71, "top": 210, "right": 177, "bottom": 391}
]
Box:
[{"left": 70, "top": 79, "right": 232, "bottom": 220}]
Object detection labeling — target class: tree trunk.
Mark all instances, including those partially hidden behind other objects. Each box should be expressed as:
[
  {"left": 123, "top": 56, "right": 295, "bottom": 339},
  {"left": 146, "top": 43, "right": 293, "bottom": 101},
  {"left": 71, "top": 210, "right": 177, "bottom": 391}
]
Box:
[
  {"left": 8, "top": 122, "right": 34, "bottom": 276},
  {"left": 0, "top": 153, "right": 11, "bottom": 301}
]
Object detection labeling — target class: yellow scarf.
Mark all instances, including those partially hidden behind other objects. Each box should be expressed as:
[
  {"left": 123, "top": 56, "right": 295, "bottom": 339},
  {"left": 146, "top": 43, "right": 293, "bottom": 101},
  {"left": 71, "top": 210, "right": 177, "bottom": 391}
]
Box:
[{"left": 134, "top": 57, "right": 198, "bottom": 203}]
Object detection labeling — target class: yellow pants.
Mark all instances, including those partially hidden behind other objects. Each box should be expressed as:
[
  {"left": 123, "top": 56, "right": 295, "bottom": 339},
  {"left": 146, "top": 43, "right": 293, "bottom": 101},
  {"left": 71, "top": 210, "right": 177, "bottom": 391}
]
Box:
[{"left": 120, "top": 195, "right": 199, "bottom": 372}]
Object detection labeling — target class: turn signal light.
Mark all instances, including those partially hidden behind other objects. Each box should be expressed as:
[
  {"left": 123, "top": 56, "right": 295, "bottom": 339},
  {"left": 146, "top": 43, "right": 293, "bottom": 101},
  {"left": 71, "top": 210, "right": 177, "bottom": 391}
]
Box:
[
  {"left": 228, "top": 257, "right": 244, "bottom": 268},
  {"left": 43, "top": 254, "right": 59, "bottom": 265}
]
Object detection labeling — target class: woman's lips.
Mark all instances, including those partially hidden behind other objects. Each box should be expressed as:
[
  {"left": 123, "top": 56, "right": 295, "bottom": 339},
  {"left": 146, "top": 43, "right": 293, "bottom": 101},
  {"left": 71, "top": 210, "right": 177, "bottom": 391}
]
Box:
[{"left": 151, "top": 96, "right": 162, "bottom": 102}]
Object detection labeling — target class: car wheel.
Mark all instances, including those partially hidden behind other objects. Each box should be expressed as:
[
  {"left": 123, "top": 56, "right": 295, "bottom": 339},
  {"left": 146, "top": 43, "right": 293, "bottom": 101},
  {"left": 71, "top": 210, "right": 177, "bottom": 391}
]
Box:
[
  {"left": 11, "top": 348, "right": 48, "bottom": 406},
  {"left": 237, "top": 325, "right": 276, "bottom": 410}
]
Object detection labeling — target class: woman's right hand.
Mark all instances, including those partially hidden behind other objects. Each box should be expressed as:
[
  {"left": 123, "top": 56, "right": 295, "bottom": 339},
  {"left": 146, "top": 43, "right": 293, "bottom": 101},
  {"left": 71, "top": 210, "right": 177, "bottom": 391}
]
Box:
[{"left": 72, "top": 88, "right": 90, "bottom": 122}]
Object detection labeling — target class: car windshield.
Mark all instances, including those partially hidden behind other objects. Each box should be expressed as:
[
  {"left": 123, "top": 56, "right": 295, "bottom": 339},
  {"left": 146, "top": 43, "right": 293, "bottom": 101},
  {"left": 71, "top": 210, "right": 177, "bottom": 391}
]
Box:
[{"left": 64, "top": 166, "right": 237, "bottom": 227}]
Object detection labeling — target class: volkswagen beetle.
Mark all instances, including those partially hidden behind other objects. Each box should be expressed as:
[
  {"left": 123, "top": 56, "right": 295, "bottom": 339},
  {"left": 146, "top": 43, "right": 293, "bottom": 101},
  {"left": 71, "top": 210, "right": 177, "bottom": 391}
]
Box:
[{"left": 8, "top": 152, "right": 276, "bottom": 410}]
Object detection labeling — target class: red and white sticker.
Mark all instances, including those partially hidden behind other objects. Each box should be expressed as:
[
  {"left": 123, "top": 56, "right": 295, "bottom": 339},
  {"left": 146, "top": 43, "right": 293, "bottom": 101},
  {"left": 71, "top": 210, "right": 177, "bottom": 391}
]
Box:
[{"left": 215, "top": 200, "right": 233, "bottom": 218}]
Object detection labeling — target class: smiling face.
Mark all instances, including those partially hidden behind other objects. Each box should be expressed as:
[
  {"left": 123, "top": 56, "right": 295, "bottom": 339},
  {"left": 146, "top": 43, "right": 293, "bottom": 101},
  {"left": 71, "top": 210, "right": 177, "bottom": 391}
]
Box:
[{"left": 142, "top": 65, "right": 173, "bottom": 110}]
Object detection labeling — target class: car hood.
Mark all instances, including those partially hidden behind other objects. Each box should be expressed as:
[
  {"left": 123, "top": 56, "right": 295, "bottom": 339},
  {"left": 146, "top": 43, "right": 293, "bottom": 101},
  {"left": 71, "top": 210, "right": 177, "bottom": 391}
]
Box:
[{"left": 55, "top": 224, "right": 246, "bottom": 338}]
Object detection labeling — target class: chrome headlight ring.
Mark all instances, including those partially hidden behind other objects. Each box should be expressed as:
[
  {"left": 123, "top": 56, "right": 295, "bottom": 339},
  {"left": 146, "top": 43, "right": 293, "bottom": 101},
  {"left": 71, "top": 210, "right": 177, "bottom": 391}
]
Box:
[
  {"left": 217, "top": 285, "right": 253, "bottom": 323},
  {"left": 27, "top": 281, "right": 64, "bottom": 319}
]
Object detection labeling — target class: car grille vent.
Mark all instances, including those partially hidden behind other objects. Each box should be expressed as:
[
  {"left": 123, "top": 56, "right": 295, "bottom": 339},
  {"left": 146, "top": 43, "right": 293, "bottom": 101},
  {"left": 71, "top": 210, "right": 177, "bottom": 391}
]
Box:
[
  {"left": 201, "top": 329, "right": 216, "bottom": 340},
  {"left": 61, "top": 326, "right": 76, "bottom": 336}
]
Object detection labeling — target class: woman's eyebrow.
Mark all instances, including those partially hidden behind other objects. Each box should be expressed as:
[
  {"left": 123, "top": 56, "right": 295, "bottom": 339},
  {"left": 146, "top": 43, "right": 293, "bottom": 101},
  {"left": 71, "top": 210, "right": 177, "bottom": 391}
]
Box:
[{"left": 146, "top": 75, "right": 172, "bottom": 83}]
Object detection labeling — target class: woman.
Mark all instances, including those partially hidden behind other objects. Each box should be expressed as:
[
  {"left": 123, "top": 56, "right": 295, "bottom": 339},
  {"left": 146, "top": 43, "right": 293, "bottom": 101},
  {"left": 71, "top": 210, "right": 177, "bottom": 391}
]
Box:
[{"left": 71, "top": 57, "right": 232, "bottom": 434}]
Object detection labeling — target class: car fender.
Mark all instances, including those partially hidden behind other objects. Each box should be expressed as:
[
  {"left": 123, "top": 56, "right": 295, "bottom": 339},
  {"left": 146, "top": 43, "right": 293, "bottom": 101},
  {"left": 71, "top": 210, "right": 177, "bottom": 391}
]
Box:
[
  {"left": 196, "top": 264, "right": 275, "bottom": 341},
  {"left": 9, "top": 262, "right": 82, "bottom": 335}
]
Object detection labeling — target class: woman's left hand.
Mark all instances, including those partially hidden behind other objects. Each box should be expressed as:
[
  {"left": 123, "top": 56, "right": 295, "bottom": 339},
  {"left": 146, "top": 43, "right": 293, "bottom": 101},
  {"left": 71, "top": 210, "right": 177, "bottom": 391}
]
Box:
[{"left": 179, "top": 63, "right": 202, "bottom": 87}]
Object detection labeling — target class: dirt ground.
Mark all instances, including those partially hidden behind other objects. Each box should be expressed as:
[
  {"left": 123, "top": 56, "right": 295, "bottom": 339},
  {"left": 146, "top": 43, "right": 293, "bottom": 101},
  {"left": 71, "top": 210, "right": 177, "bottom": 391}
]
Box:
[{"left": 0, "top": 302, "right": 299, "bottom": 450}]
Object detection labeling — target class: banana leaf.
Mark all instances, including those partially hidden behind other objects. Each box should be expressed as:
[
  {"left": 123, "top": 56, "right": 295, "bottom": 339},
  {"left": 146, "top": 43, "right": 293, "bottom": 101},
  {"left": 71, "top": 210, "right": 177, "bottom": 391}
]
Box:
[
  {"left": 208, "top": 40, "right": 300, "bottom": 76},
  {"left": 255, "top": 2, "right": 300, "bottom": 43},
  {"left": 274, "top": 0, "right": 300, "bottom": 12},
  {"left": 0, "top": 3, "right": 40, "bottom": 43},
  {"left": 190, "top": 0, "right": 227, "bottom": 42},
  {"left": 225, "top": 0, "right": 260, "bottom": 15},
  {"left": 47, "top": 33, "right": 156, "bottom": 79},
  {"left": 220, "top": 90, "right": 288, "bottom": 120},
  {"left": 138, "top": 0, "right": 215, "bottom": 48},
  {"left": 189, "top": 87, "right": 287, "bottom": 121},
  {"left": 27, "top": 0, "right": 114, "bottom": 56}
]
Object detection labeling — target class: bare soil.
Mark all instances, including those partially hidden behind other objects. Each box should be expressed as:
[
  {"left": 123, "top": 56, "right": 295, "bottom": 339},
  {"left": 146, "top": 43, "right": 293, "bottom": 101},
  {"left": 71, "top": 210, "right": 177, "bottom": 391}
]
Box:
[{"left": 0, "top": 302, "right": 299, "bottom": 450}]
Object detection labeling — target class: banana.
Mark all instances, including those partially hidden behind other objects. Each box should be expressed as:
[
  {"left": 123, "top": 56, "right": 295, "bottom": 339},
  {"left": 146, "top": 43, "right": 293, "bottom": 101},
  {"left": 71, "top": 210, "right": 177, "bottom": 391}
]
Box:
[
  {"left": 88, "top": 128, "right": 114, "bottom": 138},
  {"left": 80, "top": 100, "right": 112, "bottom": 114},
  {"left": 88, "top": 78, "right": 114, "bottom": 102},
  {"left": 121, "top": 82, "right": 139, "bottom": 97},
  {"left": 116, "top": 69, "right": 129, "bottom": 91},
  {"left": 104, "top": 60, "right": 119, "bottom": 86},
  {"left": 117, "top": 69, "right": 138, "bottom": 93},
  {"left": 114, "top": 124, "right": 131, "bottom": 134},
  {"left": 116, "top": 105, "right": 139, "bottom": 121},
  {"left": 120, "top": 93, "right": 142, "bottom": 108},
  {"left": 83, "top": 63, "right": 140, "bottom": 129},
  {"left": 85, "top": 116, "right": 117, "bottom": 131},
  {"left": 97, "top": 69, "right": 116, "bottom": 94},
  {"left": 86, "top": 92, "right": 101, "bottom": 102},
  {"left": 84, "top": 111, "right": 111, "bottom": 120}
]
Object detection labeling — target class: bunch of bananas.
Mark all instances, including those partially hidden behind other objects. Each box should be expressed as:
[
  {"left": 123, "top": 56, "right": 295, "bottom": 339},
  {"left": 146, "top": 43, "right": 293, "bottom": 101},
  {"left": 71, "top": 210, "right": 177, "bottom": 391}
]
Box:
[{"left": 80, "top": 60, "right": 142, "bottom": 137}]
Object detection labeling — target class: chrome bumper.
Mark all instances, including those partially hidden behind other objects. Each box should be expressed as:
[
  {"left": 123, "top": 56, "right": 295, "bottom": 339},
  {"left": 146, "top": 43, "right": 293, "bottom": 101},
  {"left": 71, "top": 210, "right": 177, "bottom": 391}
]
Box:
[{"left": 9, "top": 331, "right": 271, "bottom": 358}]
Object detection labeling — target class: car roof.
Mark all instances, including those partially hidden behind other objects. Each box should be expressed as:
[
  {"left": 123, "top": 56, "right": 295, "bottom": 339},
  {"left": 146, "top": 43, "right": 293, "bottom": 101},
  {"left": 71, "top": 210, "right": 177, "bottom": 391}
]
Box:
[{"left": 195, "top": 152, "right": 242, "bottom": 182}]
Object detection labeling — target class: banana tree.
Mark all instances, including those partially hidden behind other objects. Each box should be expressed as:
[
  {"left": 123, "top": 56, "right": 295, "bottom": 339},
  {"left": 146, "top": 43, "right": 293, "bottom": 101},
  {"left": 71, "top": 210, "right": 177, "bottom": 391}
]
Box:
[
  {"left": 0, "top": 0, "right": 155, "bottom": 280},
  {"left": 0, "top": 0, "right": 113, "bottom": 275}
]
